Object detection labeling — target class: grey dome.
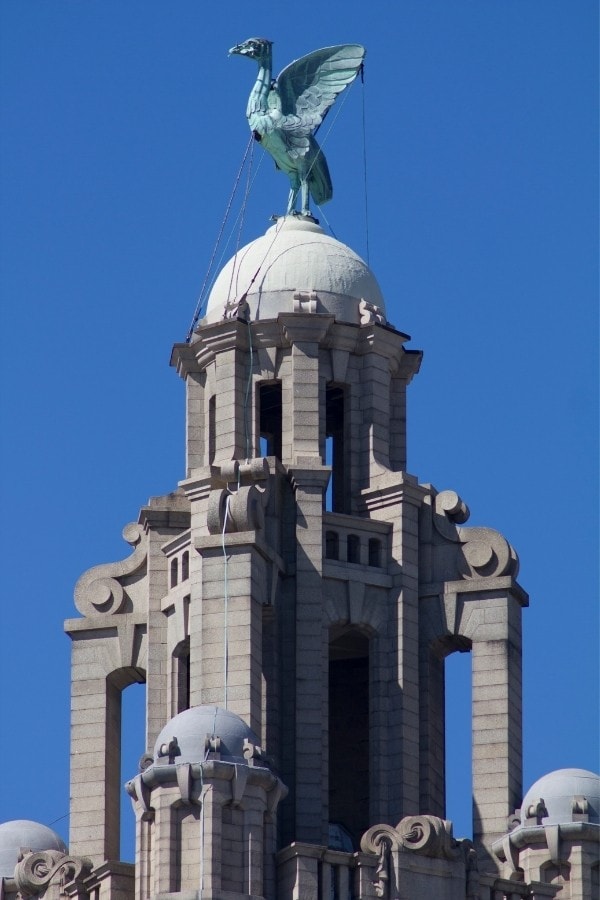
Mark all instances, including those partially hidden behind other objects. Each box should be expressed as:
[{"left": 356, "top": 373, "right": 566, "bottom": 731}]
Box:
[
  {"left": 153, "top": 705, "right": 259, "bottom": 765},
  {"left": 521, "top": 768, "right": 600, "bottom": 826},
  {"left": 204, "top": 216, "right": 384, "bottom": 325},
  {"left": 0, "top": 820, "right": 67, "bottom": 878}
]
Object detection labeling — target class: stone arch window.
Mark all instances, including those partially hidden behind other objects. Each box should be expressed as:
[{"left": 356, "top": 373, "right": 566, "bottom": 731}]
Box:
[
  {"left": 172, "top": 636, "right": 190, "bottom": 714},
  {"left": 181, "top": 550, "right": 189, "bottom": 581},
  {"left": 329, "top": 627, "right": 370, "bottom": 845},
  {"left": 170, "top": 557, "right": 178, "bottom": 588},
  {"left": 259, "top": 381, "right": 282, "bottom": 459},
  {"left": 325, "top": 530, "right": 339, "bottom": 560},
  {"left": 347, "top": 533, "right": 360, "bottom": 564},
  {"left": 368, "top": 537, "right": 381, "bottom": 567}
]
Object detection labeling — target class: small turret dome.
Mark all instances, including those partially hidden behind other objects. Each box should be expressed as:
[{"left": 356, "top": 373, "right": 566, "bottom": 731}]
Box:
[
  {"left": 520, "top": 768, "right": 600, "bottom": 826},
  {"left": 153, "top": 705, "right": 259, "bottom": 766},
  {"left": 0, "top": 820, "right": 67, "bottom": 878},
  {"left": 204, "top": 216, "right": 385, "bottom": 325}
]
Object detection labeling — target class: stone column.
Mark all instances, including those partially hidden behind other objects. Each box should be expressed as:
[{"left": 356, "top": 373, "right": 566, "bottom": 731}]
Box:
[
  {"left": 469, "top": 590, "right": 524, "bottom": 866},
  {"left": 195, "top": 535, "right": 267, "bottom": 736},
  {"left": 289, "top": 466, "right": 331, "bottom": 845}
]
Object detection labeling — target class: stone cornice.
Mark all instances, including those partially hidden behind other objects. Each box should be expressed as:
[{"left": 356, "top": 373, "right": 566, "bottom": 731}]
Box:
[
  {"left": 418, "top": 576, "right": 529, "bottom": 606},
  {"left": 278, "top": 312, "right": 334, "bottom": 346}
]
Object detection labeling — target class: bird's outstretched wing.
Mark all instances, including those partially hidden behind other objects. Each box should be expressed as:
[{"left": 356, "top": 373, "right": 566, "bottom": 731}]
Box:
[{"left": 275, "top": 44, "right": 365, "bottom": 132}]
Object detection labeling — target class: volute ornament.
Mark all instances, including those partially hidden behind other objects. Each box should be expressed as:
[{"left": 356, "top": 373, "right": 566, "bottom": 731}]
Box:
[
  {"left": 13, "top": 850, "right": 92, "bottom": 898},
  {"left": 74, "top": 522, "right": 146, "bottom": 616}
]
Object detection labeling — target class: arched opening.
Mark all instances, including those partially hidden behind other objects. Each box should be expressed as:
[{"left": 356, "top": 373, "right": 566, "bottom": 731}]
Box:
[
  {"left": 368, "top": 538, "right": 381, "bottom": 567},
  {"left": 172, "top": 636, "right": 191, "bottom": 714},
  {"left": 170, "top": 557, "right": 178, "bottom": 588},
  {"left": 259, "top": 381, "right": 282, "bottom": 459},
  {"left": 444, "top": 649, "right": 472, "bottom": 838},
  {"left": 105, "top": 671, "right": 146, "bottom": 862},
  {"left": 541, "top": 861, "right": 571, "bottom": 888},
  {"left": 325, "top": 530, "right": 339, "bottom": 560},
  {"left": 208, "top": 395, "right": 216, "bottom": 464},
  {"left": 325, "top": 384, "right": 348, "bottom": 513},
  {"left": 347, "top": 534, "right": 360, "bottom": 564},
  {"left": 329, "top": 628, "right": 370, "bottom": 846},
  {"left": 181, "top": 550, "right": 189, "bottom": 581}
]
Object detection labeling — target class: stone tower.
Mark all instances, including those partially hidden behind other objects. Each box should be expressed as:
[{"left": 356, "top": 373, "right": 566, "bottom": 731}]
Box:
[{"left": 1, "top": 215, "right": 596, "bottom": 900}]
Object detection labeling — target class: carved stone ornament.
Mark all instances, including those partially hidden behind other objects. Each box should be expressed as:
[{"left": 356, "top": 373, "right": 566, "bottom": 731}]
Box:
[
  {"left": 433, "top": 489, "right": 519, "bottom": 579},
  {"left": 359, "top": 298, "right": 387, "bottom": 326},
  {"left": 223, "top": 295, "right": 250, "bottom": 322},
  {"left": 293, "top": 291, "right": 318, "bottom": 313},
  {"left": 74, "top": 522, "right": 147, "bottom": 616},
  {"left": 360, "top": 816, "right": 462, "bottom": 898},
  {"left": 13, "top": 850, "right": 92, "bottom": 898},
  {"left": 207, "top": 458, "right": 270, "bottom": 534}
]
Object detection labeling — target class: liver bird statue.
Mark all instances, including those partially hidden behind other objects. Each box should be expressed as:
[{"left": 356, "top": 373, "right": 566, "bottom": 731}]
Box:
[{"left": 229, "top": 38, "right": 366, "bottom": 217}]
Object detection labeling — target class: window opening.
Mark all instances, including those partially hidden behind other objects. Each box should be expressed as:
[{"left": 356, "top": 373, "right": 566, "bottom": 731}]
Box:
[
  {"left": 259, "top": 382, "right": 282, "bottom": 459},
  {"left": 208, "top": 395, "right": 216, "bottom": 464},
  {"left": 445, "top": 650, "right": 472, "bottom": 839},
  {"left": 181, "top": 551, "right": 189, "bottom": 581},
  {"left": 119, "top": 679, "right": 146, "bottom": 861},
  {"left": 368, "top": 538, "right": 381, "bottom": 567},
  {"left": 329, "top": 629, "right": 369, "bottom": 846},
  {"left": 325, "top": 530, "right": 339, "bottom": 560},
  {"left": 326, "top": 385, "right": 348, "bottom": 513},
  {"left": 173, "top": 636, "right": 191, "bottom": 713},
  {"left": 347, "top": 534, "right": 360, "bottom": 564},
  {"left": 170, "top": 557, "right": 178, "bottom": 588}
]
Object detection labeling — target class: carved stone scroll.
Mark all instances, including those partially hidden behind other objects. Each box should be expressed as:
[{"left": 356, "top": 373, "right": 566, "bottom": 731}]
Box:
[
  {"left": 397, "top": 815, "right": 461, "bottom": 860},
  {"left": 359, "top": 298, "right": 387, "bottom": 326},
  {"left": 207, "top": 458, "right": 270, "bottom": 534},
  {"left": 74, "top": 523, "right": 147, "bottom": 617},
  {"left": 433, "top": 489, "right": 519, "bottom": 579},
  {"left": 361, "top": 815, "right": 464, "bottom": 898},
  {"left": 13, "top": 850, "right": 92, "bottom": 898}
]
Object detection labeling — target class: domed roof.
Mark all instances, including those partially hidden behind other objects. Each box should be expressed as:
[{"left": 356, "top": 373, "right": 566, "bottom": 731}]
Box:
[
  {"left": 153, "top": 705, "right": 259, "bottom": 766},
  {"left": 521, "top": 768, "right": 600, "bottom": 826},
  {"left": 0, "top": 820, "right": 67, "bottom": 878},
  {"left": 204, "top": 216, "right": 385, "bottom": 325}
]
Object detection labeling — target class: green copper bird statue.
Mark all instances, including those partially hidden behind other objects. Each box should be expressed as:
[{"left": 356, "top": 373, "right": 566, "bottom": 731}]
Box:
[{"left": 229, "top": 38, "right": 365, "bottom": 217}]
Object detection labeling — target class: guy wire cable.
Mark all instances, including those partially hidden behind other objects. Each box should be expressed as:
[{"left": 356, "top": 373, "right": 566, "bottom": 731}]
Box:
[
  {"left": 186, "top": 136, "right": 254, "bottom": 342},
  {"left": 360, "top": 62, "right": 371, "bottom": 266}
]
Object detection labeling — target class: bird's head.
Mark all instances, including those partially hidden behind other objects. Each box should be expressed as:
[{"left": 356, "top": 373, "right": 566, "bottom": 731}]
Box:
[{"left": 229, "top": 37, "right": 272, "bottom": 64}]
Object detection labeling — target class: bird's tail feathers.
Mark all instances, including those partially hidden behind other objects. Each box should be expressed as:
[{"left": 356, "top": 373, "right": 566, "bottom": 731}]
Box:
[{"left": 308, "top": 146, "right": 332, "bottom": 206}]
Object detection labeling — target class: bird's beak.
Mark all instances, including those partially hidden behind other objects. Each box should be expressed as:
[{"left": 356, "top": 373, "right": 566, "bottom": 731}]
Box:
[{"left": 229, "top": 44, "right": 242, "bottom": 56}]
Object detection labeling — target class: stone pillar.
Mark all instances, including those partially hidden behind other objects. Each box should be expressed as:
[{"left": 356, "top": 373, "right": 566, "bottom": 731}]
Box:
[
  {"left": 69, "top": 662, "right": 120, "bottom": 863},
  {"left": 195, "top": 535, "right": 267, "bottom": 736},
  {"left": 469, "top": 590, "right": 524, "bottom": 865},
  {"left": 289, "top": 466, "right": 331, "bottom": 845}
]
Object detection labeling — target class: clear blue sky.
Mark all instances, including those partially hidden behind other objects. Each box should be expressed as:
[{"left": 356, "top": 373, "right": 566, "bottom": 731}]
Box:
[{"left": 0, "top": 0, "right": 597, "bottom": 860}]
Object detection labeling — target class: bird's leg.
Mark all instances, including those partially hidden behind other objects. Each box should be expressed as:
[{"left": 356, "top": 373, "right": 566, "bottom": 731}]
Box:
[
  {"left": 300, "top": 180, "right": 310, "bottom": 217},
  {"left": 287, "top": 186, "right": 299, "bottom": 215}
]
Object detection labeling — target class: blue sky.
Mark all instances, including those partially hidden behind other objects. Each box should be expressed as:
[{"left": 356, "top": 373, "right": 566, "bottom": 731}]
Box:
[{"left": 0, "top": 0, "right": 597, "bottom": 859}]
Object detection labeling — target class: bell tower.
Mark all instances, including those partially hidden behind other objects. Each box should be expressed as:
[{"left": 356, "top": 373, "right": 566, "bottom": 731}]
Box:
[{"left": 64, "top": 214, "right": 530, "bottom": 899}]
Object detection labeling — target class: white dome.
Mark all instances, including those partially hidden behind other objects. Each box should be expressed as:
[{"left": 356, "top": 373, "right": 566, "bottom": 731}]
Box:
[
  {"left": 0, "top": 820, "right": 66, "bottom": 878},
  {"left": 153, "top": 705, "right": 259, "bottom": 766},
  {"left": 521, "top": 768, "right": 600, "bottom": 826},
  {"left": 204, "top": 216, "right": 384, "bottom": 325}
]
